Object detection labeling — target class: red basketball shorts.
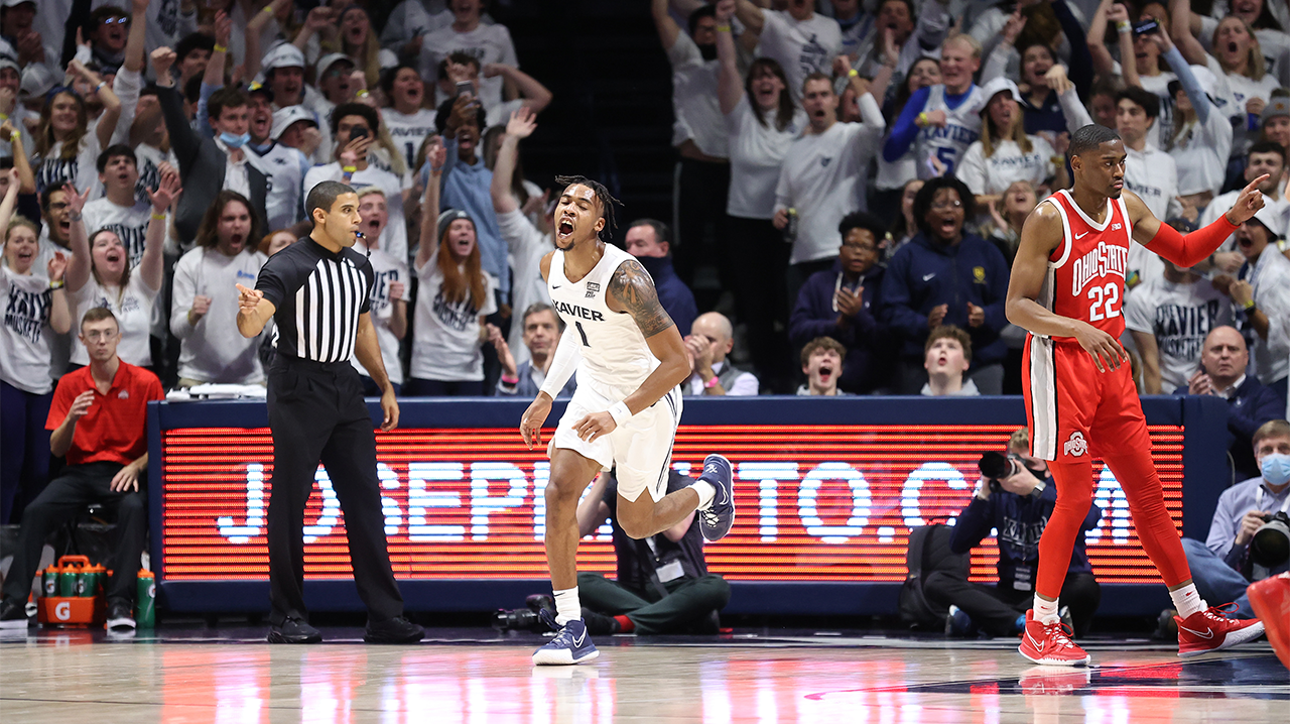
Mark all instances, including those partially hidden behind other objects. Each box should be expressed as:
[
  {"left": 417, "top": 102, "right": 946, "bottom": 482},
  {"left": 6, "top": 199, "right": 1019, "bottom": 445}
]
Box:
[{"left": 1022, "top": 334, "right": 1152, "bottom": 463}]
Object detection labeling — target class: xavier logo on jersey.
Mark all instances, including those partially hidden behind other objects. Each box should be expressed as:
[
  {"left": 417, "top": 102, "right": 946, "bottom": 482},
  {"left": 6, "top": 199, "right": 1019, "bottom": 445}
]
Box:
[
  {"left": 553, "top": 300, "right": 604, "bottom": 322},
  {"left": 1071, "top": 242, "right": 1129, "bottom": 296}
]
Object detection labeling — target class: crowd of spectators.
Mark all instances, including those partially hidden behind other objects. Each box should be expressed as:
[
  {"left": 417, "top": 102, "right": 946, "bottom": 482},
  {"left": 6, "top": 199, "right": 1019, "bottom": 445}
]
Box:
[{"left": 2, "top": 2, "right": 1290, "bottom": 597}]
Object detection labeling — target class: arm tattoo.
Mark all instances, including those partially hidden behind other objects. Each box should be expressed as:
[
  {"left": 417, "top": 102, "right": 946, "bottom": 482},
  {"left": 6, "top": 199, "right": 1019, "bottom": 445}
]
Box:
[{"left": 608, "top": 259, "right": 676, "bottom": 338}]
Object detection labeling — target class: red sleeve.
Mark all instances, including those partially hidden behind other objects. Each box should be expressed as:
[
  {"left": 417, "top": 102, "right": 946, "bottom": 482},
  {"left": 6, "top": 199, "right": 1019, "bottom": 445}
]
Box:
[
  {"left": 46, "top": 375, "right": 79, "bottom": 431},
  {"left": 1144, "top": 214, "right": 1239, "bottom": 268},
  {"left": 147, "top": 376, "right": 165, "bottom": 402}
]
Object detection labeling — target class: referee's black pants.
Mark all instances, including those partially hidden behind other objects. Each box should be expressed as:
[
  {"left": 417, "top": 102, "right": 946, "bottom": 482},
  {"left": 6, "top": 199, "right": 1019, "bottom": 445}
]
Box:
[{"left": 266, "top": 359, "right": 403, "bottom": 624}]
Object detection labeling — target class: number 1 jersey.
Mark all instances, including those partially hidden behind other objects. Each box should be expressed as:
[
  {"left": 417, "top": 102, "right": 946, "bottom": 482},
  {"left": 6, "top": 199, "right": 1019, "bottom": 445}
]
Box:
[
  {"left": 1036, "top": 189, "right": 1133, "bottom": 339},
  {"left": 548, "top": 244, "right": 660, "bottom": 396}
]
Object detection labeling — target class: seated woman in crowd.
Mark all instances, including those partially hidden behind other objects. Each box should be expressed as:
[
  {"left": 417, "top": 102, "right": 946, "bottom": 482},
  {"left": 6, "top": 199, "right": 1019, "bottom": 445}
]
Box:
[
  {"left": 407, "top": 141, "right": 495, "bottom": 396},
  {"left": 62, "top": 170, "right": 178, "bottom": 374},
  {"left": 955, "top": 77, "right": 1061, "bottom": 213},
  {"left": 0, "top": 172, "right": 71, "bottom": 524}
]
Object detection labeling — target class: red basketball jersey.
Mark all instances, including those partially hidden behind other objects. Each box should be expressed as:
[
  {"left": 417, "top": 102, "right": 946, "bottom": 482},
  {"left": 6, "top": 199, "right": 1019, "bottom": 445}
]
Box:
[{"left": 1036, "top": 190, "right": 1133, "bottom": 338}]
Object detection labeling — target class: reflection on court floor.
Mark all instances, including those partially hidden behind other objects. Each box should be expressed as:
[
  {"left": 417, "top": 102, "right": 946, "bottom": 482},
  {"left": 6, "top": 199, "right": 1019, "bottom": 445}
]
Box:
[{"left": 1, "top": 627, "right": 1285, "bottom": 723}]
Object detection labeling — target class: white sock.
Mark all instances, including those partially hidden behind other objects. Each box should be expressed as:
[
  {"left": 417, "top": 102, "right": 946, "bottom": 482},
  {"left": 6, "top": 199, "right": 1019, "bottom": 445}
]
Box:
[
  {"left": 1170, "top": 583, "right": 1206, "bottom": 618},
  {"left": 689, "top": 480, "right": 716, "bottom": 510},
  {"left": 1033, "top": 595, "right": 1060, "bottom": 626},
  {"left": 553, "top": 587, "right": 581, "bottom": 626}
]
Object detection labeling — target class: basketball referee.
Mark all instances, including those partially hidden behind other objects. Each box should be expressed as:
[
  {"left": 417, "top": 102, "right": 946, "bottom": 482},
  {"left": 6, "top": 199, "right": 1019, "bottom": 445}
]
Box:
[{"left": 236, "top": 181, "right": 423, "bottom": 644}]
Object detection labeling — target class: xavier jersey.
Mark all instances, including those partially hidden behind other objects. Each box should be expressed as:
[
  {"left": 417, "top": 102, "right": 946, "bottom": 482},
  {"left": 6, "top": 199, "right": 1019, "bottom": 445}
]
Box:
[
  {"left": 914, "top": 84, "right": 985, "bottom": 179},
  {"left": 548, "top": 244, "right": 659, "bottom": 395},
  {"left": 1037, "top": 190, "right": 1133, "bottom": 338}
]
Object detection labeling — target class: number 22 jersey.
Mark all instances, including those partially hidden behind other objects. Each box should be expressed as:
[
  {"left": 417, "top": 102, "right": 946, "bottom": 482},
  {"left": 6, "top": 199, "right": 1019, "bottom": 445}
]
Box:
[{"left": 1035, "top": 189, "right": 1133, "bottom": 339}]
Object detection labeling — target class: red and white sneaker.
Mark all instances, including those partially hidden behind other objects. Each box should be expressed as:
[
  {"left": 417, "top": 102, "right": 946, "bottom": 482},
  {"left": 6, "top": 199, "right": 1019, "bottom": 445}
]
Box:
[
  {"left": 1018, "top": 609, "right": 1090, "bottom": 667},
  {"left": 1247, "top": 572, "right": 1290, "bottom": 669},
  {"left": 1175, "top": 603, "right": 1264, "bottom": 658}
]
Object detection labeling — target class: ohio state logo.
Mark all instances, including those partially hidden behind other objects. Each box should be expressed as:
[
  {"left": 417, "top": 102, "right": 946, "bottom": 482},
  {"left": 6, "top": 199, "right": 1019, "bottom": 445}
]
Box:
[{"left": 1063, "top": 431, "right": 1088, "bottom": 457}]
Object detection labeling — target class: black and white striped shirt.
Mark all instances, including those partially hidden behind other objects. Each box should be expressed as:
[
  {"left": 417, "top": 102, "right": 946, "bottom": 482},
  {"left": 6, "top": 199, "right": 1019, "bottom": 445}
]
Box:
[{"left": 256, "top": 237, "right": 373, "bottom": 363}]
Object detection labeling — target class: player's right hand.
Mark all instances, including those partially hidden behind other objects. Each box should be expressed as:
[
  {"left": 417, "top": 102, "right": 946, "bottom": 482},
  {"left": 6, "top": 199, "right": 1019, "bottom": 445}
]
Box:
[
  {"left": 1073, "top": 322, "right": 1127, "bottom": 373},
  {"left": 520, "top": 394, "right": 553, "bottom": 450}
]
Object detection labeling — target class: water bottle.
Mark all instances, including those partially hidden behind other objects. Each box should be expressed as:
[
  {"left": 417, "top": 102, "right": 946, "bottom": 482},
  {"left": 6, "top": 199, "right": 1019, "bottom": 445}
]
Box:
[
  {"left": 135, "top": 571, "right": 156, "bottom": 628},
  {"left": 42, "top": 566, "right": 58, "bottom": 598}
]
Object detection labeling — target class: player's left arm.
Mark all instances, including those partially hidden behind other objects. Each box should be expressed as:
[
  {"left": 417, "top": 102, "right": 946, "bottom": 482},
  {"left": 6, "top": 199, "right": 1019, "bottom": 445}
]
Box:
[{"left": 1128, "top": 177, "right": 1268, "bottom": 266}]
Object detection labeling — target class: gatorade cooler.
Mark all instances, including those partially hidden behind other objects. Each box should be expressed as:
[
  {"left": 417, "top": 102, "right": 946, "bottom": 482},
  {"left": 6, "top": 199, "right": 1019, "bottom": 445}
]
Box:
[{"left": 37, "top": 556, "right": 105, "bottom": 627}]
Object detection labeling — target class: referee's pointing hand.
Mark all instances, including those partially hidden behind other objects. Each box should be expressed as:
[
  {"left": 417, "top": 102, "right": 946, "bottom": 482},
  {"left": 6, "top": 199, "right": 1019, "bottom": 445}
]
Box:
[{"left": 236, "top": 283, "right": 262, "bottom": 314}]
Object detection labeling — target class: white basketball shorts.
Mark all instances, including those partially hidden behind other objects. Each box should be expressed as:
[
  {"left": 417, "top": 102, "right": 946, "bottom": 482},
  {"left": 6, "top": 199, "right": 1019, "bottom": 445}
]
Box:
[{"left": 549, "top": 382, "right": 682, "bottom": 503}]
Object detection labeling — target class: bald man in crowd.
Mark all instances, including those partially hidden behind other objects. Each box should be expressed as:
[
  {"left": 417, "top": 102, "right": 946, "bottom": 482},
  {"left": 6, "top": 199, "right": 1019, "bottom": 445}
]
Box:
[
  {"left": 1179, "top": 326, "right": 1284, "bottom": 481},
  {"left": 682, "top": 312, "right": 759, "bottom": 396}
]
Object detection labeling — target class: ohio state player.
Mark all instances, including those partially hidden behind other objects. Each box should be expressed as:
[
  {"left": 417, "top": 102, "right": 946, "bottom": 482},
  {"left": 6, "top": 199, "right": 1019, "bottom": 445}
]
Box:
[{"left": 1007, "top": 124, "right": 1267, "bottom": 666}]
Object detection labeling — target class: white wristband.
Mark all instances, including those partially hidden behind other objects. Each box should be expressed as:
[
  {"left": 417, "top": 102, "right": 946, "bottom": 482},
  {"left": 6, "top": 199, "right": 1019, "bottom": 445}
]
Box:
[{"left": 607, "top": 401, "right": 632, "bottom": 427}]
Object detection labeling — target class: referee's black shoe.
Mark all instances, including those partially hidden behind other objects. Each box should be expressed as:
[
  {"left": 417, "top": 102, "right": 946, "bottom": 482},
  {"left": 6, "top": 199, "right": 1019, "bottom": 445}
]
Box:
[
  {"left": 364, "top": 616, "right": 424, "bottom": 644},
  {"left": 268, "top": 615, "right": 322, "bottom": 644}
]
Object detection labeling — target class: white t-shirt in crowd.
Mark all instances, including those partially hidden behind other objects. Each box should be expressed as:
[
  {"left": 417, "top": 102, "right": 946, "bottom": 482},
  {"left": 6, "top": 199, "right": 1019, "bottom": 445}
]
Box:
[
  {"left": 170, "top": 247, "right": 267, "bottom": 384},
  {"left": 1124, "top": 145, "right": 1179, "bottom": 223},
  {"left": 775, "top": 101, "right": 885, "bottom": 265},
  {"left": 303, "top": 162, "right": 409, "bottom": 265},
  {"left": 383, "top": 107, "right": 439, "bottom": 172},
  {"left": 0, "top": 267, "right": 59, "bottom": 394},
  {"left": 421, "top": 22, "right": 520, "bottom": 112},
  {"left": 351, "top": 245, "right": 409, "bottom": 386},
  {"left": 69, "top": 272, "right": 158, "bottom": 367},
  {"left": 82, "top": 197, "right": 152, "bottom": 269},
  {"left": 1124, "top": 275, "right": 1234, "bottom": 392},
  {"left": 1206, "top": 55, "right": 1280, "bottom": 157},
  {"left": 246, "top": 142, "right": 309, "bottom": 233},
  {"left": 1242, "top": 243, "right": 1290, "bottom": 386},
  {"left": 667, "top": 30, "right": 727, "bottom": 158},
  {"left": 1167, "top": 107, "right": 1233, "bottom": 196},
  {"left": 757, "top": 10, "right": 842, "bottom": 100},
  {"left": 914, "top": 84, "right": 986, "bottom": 179},
  {"left": 725, "top": 96, "right": 805, "bottom": 219},
  {"left": 410, "top": 249, "right": 498, "bottom": 382},
  {"left": 35, "top": 135, "right": 102, "bottom": 199},
  {"left": 495, "top": 208, "right": 553, "bottom": 367},
  {"left": 955, "top": 135, "right": 1057, "bottom": 196}
]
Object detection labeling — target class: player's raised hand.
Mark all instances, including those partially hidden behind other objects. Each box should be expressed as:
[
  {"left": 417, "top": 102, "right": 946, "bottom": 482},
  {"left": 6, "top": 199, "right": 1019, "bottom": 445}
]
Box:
[
  {"left": 1072, "top": 321, "right": 1128, "bottom": 373},
  {"left": 1225, "top": 175, "right": 1268, "bottom": 226},
  {"left": 520, "top": 393, "right": 553, "bottom": 450}
]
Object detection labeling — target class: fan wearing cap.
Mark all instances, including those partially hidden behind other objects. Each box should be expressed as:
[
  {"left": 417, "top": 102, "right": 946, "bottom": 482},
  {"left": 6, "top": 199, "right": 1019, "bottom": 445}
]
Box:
[
  {"left": 1229, "top": 203, "right": 1290, "bottom": 399},
  {"left": 1197, "top": 142, "right": 1288, "bottom": 273},
  {"left": 303, "top": 103, "right": 410, "bottom": 265},
  {"left": 0, "top": 57, "right": 37, "bottom": 161},
  {"left": 1262, "top": 94, "right": 1290, "bottom": 178},
  {"left": 406, "top": 140, "right": 496, "bottom": 397},
  {"left": 955, "top": 77, "right": 1062, "bottom": 212},
  {"left": 241, "top": 102, "right": 313, "bottom": 234},
  {"left": 1149, "top": 22, "right": 1233, "bottom": 214}
]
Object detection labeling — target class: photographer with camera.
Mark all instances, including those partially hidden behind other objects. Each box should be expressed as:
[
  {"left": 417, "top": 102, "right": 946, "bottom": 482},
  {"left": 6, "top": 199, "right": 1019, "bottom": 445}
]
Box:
[
  {"left": 1180, "top": 419, "right": 1290, "bottom": 621},
  {"left": 924, "top": 428, "right": 1102, "bottom": 638}
]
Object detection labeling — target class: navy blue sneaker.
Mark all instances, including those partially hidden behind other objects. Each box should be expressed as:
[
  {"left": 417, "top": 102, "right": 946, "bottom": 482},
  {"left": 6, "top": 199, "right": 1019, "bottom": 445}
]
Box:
[
  {"left": 697, "top": 454, "right": 735, "bottom": 541},
  {"left": 532, "top": 615, "right": 599, "bottom": 666},
  {"left": 945, "top": 605, "right": 978, "bottom": 638}
]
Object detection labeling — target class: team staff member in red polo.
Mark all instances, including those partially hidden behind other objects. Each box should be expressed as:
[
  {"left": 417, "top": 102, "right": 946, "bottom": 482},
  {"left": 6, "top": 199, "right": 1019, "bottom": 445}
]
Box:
[{"left": 0, "top": 308, "right": 164, "bottom": 633}]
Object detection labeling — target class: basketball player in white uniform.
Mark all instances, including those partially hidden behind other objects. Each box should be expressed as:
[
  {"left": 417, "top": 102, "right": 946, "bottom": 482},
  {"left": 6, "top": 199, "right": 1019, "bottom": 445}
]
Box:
[{"left": 519, "top": 175, "right": 736, "bottom": 666}]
